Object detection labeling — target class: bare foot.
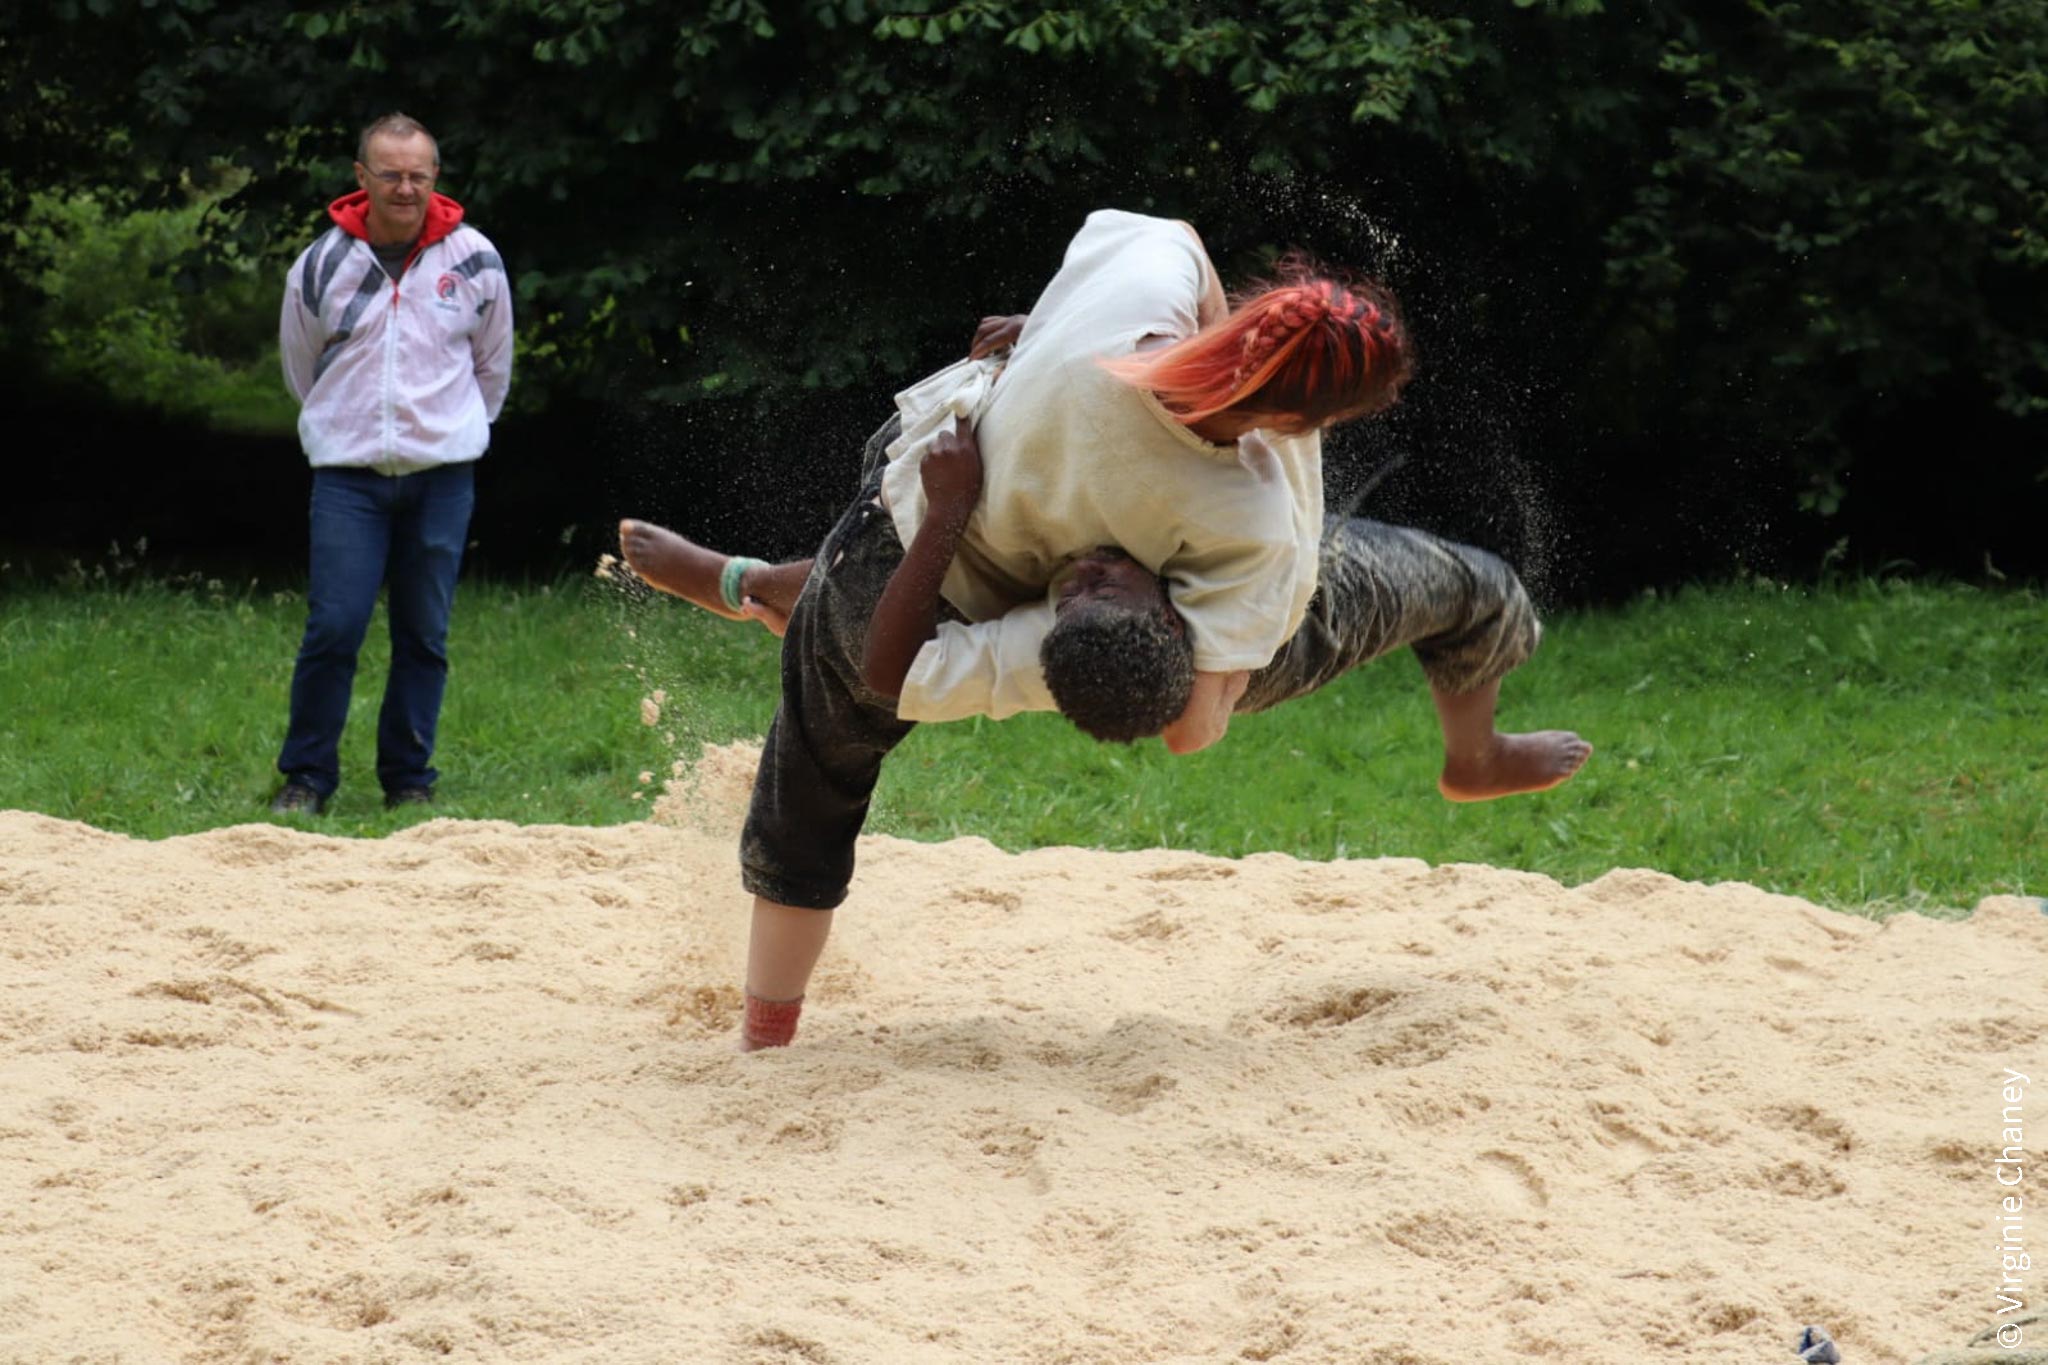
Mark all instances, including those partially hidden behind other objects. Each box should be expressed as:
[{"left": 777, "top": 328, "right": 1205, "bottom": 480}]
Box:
[
  {"left": 1439, "top": 731, "right": 1592, "bottom": 802},
  {"left": 618, "top": 519, "right": 746, "bottom": 619}
]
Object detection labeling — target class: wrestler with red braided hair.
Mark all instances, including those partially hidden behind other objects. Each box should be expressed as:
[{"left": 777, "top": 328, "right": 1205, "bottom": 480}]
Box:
[
  {"left": 1092, "top": 254, "right": 1411, "bottom": 434},
  {"left": 619, "top": 211, "right": 1586, "bottom": 1050},
  {"left": 898, "top": 232, "right": 1430, "bottom": 772}
]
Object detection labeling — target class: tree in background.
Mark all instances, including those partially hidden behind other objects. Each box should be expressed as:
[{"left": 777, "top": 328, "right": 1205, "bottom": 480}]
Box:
[
  {"left": 5, "top": 179, "right": 297, "bottom": 432},
  {"left": 2, "top": 0, "right": 2042, "bottom": 579}
]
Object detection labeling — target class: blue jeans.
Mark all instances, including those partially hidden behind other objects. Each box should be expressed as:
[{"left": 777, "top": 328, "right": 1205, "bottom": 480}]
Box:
[{"left": 276, "top": 463, "right": 476, "bottom": 798}]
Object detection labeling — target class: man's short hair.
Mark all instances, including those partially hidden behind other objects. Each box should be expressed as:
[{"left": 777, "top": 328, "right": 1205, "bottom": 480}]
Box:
[
  {"left": 1040, "top": 603, "right": 1194, "bottom": 744},
  {"left": 357, "top": 112, "right": 440, "bottom": 167}
]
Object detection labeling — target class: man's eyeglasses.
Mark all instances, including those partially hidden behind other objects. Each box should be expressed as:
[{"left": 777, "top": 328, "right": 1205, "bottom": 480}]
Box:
[{"left": 367, "top": 170, "right": 436, "bottom": 189}]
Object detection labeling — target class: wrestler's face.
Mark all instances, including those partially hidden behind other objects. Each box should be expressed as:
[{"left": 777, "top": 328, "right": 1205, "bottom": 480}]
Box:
[{"left": 1054, "top": 549, "right": 1184, "bottom": 636}]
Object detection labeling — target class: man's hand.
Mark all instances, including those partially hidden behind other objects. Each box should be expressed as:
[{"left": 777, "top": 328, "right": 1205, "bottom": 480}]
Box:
[
  {"left": 969, "top": 314, "right": 1028, "bottom": 360},
  {"left": 1160, "top": 669, "right": 1249, "bottom": 754},
  {"left": 920, "top": 424, "right": 984, "bottom": 522}
]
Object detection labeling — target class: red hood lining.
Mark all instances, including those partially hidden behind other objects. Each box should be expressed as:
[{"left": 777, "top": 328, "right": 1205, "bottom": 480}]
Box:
[{"left": 326, "top": 190, "right": 466, "bottom": 248}]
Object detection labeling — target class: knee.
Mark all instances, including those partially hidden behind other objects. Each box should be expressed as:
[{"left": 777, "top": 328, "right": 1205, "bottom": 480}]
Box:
[
  {"left": 387, "top": 555, "right": 462, "bottom": 630},
  {"left": 299, "top": 597, "right": 373, "bottom": 657},
  {"left": 1497, "top": 574, "right": 1540, "bottom": 658},
  {"left": 386, "top": 594, "right": 453, "bottom": 656}
]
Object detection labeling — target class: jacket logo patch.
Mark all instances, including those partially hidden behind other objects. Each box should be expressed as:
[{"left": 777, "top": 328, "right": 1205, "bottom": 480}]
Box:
[{"left": 434, "top": 273, "right": 461, "bottom": 309}]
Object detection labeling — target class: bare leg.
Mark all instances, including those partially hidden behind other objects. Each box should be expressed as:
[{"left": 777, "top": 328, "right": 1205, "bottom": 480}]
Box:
[
  {"left": 1432, "top": 679, "right": 1591, "bottom": 801},
  {"left": 739, "top": 896, "right": 834, "bottom": 1051},
  {"left": 617, "top": 519, "right": 811, "bottom": 623}
]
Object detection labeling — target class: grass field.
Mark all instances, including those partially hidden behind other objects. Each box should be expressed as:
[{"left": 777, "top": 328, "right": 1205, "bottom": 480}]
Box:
[{"left": 2, "top": 565, "right": 2041, "bottom": 915}]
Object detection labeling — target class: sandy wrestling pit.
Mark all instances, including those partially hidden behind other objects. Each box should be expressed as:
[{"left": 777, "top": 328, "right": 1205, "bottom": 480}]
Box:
[{"left": 1, "top": 778, "right": 2042, "bottom": 1364}]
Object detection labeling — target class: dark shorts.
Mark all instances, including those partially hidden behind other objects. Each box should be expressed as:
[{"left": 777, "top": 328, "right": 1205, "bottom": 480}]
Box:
[{"left": 740, "top": 422, "right": 925, "bottom": 910}]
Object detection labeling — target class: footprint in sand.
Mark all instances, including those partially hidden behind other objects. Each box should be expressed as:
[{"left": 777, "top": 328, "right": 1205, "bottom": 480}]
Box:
[
  {"left": 959, "top": 1112, "right": 1053, "bottom": 1192},
  {"left": 1475, "top": 1149, "right": 1551, "bottom": 1210}
]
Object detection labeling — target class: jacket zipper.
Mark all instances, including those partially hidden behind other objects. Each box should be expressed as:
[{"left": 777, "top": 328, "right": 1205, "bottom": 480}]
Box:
[{"left": 379, "top": 239, "right": 426, "bottom": 475}]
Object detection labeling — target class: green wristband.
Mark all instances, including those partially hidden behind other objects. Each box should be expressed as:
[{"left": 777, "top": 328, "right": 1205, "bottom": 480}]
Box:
[{"left": 719, "top": 556, "right": 767, "bottom": 613}]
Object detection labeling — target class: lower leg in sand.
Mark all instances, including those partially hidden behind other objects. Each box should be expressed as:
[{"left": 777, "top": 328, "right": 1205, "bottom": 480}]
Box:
[
  {"left": 739, "top": 896, "right": 835, "bottom": 1052},
  {"left": 1431, "top": 678, "right": 1592, "bottom": 802},
  {"left": 617, "top": 519, "right": 811, "bottom": 623}
]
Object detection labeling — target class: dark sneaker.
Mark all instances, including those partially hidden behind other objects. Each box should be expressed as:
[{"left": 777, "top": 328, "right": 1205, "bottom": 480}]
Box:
[
  {"left": 268, "top": 780, "right": 327, "bottom": 815},
  {"left": 383, "top": 786, "right": 435, "bottom": 811}
]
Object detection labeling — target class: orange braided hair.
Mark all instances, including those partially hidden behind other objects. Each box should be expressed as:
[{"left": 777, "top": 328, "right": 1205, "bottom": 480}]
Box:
[{"left": 1103, "top": 254, "right": 1413, "bottom": 429}]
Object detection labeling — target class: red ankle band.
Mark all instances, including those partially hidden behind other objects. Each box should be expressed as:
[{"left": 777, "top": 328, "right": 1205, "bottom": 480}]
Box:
[{"left": 743, "top": 992, "right": 804, "bottom": 1048}]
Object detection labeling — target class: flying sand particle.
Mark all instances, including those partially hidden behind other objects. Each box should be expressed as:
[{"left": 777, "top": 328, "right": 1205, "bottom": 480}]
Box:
[{"left": 650, "top": 739, "right": 764, "bottom": 836}]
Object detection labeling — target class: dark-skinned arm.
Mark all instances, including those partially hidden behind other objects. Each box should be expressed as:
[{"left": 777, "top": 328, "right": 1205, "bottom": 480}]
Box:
[{"left": 861, "top": 425, "right": 985, "bottom": 700}]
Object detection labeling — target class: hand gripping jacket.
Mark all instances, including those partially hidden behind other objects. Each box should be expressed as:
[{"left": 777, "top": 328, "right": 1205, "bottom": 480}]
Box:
[{"left": 279, "top": 191, "right": 514, "bottom": 473}]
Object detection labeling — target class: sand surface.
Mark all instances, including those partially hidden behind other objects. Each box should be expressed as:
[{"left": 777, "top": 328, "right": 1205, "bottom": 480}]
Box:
[{"left": 2, "top": 785, "right": 2041, "bottom": 1364}]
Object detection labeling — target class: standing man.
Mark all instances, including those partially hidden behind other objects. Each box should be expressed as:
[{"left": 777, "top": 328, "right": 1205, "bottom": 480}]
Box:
[{"left": 269, "top": 112, "right": 513, "bottom": 815}]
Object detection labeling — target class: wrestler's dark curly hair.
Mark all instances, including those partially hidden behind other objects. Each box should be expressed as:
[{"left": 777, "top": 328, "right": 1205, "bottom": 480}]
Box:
[{"left": 1040, "top": 603, "right": 1195, "bottom": 744}]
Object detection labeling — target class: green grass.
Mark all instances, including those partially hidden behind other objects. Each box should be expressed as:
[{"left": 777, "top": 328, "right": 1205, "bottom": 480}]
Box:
[
  {"left": 1, "top": 569, "right": 2041, "bottom": 915},
  {"left": 878, "top": 576, "right": 2047, "bottom": 914},
  {"left": 0, "top": 571, "right": 777, "bottom": 838}
]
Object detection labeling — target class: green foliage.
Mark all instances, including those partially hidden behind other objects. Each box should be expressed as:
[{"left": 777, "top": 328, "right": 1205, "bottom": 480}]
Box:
[
  {"left": 1, "top": 0, "right": 2042, "bottom": 503},
  {"left": 1601, "top": 3, "right": 2048, "bottom": 498},
  {"left": 1, "top": 569, "right": 2039, "bottom": 914},
  {"left": 5, "top": 182, "right": 298, "bottom": 433}
]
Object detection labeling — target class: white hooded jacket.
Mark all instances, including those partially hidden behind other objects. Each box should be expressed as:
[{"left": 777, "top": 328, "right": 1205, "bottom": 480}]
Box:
[{"left": 279, "top": 191, "right": 513, "bottom": 474}]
